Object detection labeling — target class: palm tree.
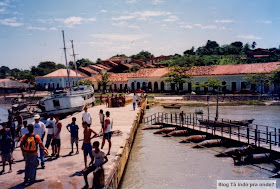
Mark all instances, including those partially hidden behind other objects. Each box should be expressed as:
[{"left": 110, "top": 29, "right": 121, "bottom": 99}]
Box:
[
  {"left": 97, "top": 72, "right": 111, "bottom": 93},
  {"left": 251, "top": 41, "right": 257, "bottom": 49}
]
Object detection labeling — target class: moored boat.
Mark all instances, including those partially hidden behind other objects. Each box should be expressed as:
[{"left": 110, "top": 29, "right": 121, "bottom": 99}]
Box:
[{"left": 162, "top": 104, "right": 181, "bottom": 109}]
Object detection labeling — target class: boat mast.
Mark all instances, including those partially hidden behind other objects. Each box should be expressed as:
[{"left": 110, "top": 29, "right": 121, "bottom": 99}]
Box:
[
  {"left": 70, "top": 40, "right": 78, "bottom": 78},
  {"left": 62, "top": 30, "right": 71, "bottom": 90}
]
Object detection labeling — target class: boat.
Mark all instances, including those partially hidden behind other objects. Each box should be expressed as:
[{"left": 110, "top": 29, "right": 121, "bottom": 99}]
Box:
[
  {"left": 162, "top": 104, "right": 181, "bottom": 109},
  {"left": 37, "top": 31, "right": 95, "bottom": 115},
  {"left": 231, "top": 119, "right": 254, "bottom": 126},
  {"left": 38, "top": 85, "right": 95, "bottom": 115},
  {"left": 195, "top": 109, "right": 203, "bottom": 114}
]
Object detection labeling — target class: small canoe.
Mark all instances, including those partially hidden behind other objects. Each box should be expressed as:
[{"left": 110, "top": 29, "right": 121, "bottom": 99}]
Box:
[
  {"left": 162, "top": 104, "right": 181, "bottom": 109},
  {"left": 195, "top": 109, "right": 203, "bottom": 114}
]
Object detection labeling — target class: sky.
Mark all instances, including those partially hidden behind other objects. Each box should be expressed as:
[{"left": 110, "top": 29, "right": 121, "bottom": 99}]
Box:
[{"left": 0, "top": 0, "right": 280, "bottom": 70}]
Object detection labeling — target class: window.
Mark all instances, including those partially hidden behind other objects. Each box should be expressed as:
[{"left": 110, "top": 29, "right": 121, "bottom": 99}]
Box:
[{"left": 53, "top": 100, "right": 60, "bottom": 107}]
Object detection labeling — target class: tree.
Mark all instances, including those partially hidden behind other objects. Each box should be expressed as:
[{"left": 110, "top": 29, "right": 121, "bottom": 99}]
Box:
[
  {"left": 130, "top": 50, "right": 154, "bottom": 60},
  {"left": 251, "top": 41, "right": 257, "bottom": 49},
  {"left": 242, "top": 43, "right": 250, "bottom": 56},
  {"left": 96, "top": 58, "right": 102, "bottom": 64},
  {"left": 74, "top": 79, "right": 93, "bottom": 86},
  {"left": 97, "top": 72, "right": 111, "bottom": 93},
  {"left": 164, "top": 66, "right": 192, "bottom": 92},
  {"left": 124, "top": 65, "right": 141, "bottom": 73},
  {"left": 193, "top": 77, "right": 227, "bottom": 121},
  {"left": 76, "top": 58, "right": 94, "bottom": 68},
  {"left": 244, "top": 73, "right": 269, "bottom": 94},
  {"left": 183, "top": 47, "right": 195, "bottom": 55},
  {"left": 270, "top": 70, "right": 280, "bottom": 94}
]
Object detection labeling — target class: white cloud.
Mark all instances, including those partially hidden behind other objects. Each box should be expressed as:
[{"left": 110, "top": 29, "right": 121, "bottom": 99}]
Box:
[
  {"left": 0, "top": 2, "right": 8, "bottom": 6},
  {"left": 91, "top": 33, "right": 148, "bottom": 42},
  {"left": 27, "top": 26, "right": 47, "bottom": 31},
  {"left": 55, "top": 16, "right": 96, "bottom": 28},
  {"left": 201, "top": 25, "right": 217, "bottom": 29},
  {"left": 0, "top": 17, "right": 23, "bottom": 27},
  {"left": 163, "top": 15, "right": 178, "bottom": 22},
  {"left": 126, "top": 0, "right": 137, "bottom": 3},
  {"left": 49, "top": 27, "right": 58, "bottom": 31},
  {"left": 237, "top": 35, "right": 262, "bottom": 40},
  {"left": 0, "top": 7, "right": 5, "bottom": 13},
  {"left": 180, "top": 24, "right": 193, "bottom": 29},
  {"left": 152, "top": 0, "right": 164, "bottom": 5},
  {"left": 112, "top": 21, "right": 140, "bottom": 29},
  {"left": 100, "top": 9, "right": 107, "bottom": 13},
  {"left": 112, "top": 11, "right": 171, "bottom": 21},
  {"left": 257, "top": 20, "right": 272, "bottom": 24},
  {"left": 215, "top": 19, "right": 233, "bottom": 23}
]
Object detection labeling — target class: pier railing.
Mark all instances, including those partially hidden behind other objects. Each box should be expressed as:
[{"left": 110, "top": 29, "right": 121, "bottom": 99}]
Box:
[{"left": 144, "top": 112, "right": 280, "bottom": 150}]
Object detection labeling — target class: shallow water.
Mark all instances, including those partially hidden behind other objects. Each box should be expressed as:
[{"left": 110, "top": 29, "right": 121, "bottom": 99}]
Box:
[{"left": 120, "top": 105, "right": 280, "bottom": 189}]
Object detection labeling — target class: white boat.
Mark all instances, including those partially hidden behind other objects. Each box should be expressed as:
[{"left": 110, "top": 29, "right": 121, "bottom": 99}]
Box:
[
  {"left": 38, "top": 31, "right": 95, "bottom": 115},
  {"left": 39, "top": 85, "right": 95, "bottom": 115}
]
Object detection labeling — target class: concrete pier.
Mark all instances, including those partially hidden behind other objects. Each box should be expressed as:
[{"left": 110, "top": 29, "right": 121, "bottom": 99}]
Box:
[{"left": 0, "top": 101, "right": 145, "bottom": 188}]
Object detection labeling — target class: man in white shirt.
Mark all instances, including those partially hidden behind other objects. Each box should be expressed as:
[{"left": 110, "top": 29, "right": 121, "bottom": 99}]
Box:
[
  {"left": 82, "top": 107, "right": 92, "bottom": 127},
  {"left": 45, "top": 114, "right": 56, "bottom": 149},
  {"left": 32, "top": 114, "right": 46, "bottom": 169},
  {"left": 132, "top": 93, "right": 139, "bottom": 111},
  {"left": 20, "top": 121, "right": 28, "bottom": 137},
  {"left": 101, "top": 111, "right": 113, "bottom": 155}
]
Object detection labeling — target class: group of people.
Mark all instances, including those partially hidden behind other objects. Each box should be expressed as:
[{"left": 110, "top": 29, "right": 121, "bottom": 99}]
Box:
[
  {"left": 0, "top": 106, "right": 113, "bottom": 188},
  {"left": 100, "top": 94, "right": 126, "bottom": 107}
]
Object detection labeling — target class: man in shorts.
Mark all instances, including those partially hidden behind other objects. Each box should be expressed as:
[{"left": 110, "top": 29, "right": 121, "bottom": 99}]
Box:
[
  {"left": 82, "top": 141, "right": 108, "bottom": 189},
  {"left": 101, "top": 111, "right": 113, "bottom": 155},
  {"left": 0, "top": 129, "right": 14, "bottom": 174},
  {"left": 99, "top": 109, "right": 105, "bottom": 133},
  {"left": 82, "top": 122, "right": 97, "bottom": 168},
  {"left": 51, "top": 115, "right": 62, "bottom": 158},
  {"left": 66, "top": 117, "right": 79, "bottom": 154},
  {"left": 82, "top": 107, "right": 92, "bottom": 127}
]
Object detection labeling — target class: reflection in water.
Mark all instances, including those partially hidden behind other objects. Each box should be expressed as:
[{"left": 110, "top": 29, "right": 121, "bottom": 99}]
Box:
[{"left": 120, "top": 106, "right": 280, "bottom": 189}]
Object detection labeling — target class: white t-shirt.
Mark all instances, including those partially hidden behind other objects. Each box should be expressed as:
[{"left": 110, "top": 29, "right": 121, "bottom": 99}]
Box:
[
  {"left": 46, "top": 118, "right": 56, "bottom": 135},
  {"left": 104, "top": 117, "right": 112, "bottom": 133},
  {"left": 133, "top": 94, "right": 139, "bottom": 103},
  {"left": 33, "top": 121, "right": 46, "bottom": 139},
  {"left": 83, "top": 112, "right": 92, "bottom": 124},
  {"left": 20, "top": 127, "right": 28, "bottom": 137},
  {"left": 99, "top": 113, "right": 104, "bottom": 124},
  {"left": 93, "top": 150, "right": 106, "bottom": 166},
  {"left": 53, "top": 122, "right": 61, "bottom": 139}
]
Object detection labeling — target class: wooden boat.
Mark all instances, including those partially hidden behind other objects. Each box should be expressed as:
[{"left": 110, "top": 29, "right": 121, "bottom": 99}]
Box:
[
  {"left": 231, "top": 119, "right": 254, "bottom": 126},
  {"left": 198, "top": 119, "right": 254, "bottom": 127},
  {"left": 195, "top": 109, "right": 203, "bottom": 114},
  {"left": 162, "top": 104, "right": 181, "bottom": 109}
]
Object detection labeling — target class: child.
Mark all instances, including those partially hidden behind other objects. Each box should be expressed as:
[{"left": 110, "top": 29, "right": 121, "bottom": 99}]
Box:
[
  {"left": 66, "top": 117, "right": 79, "bottom": 154},
  {"left": 101, "top": 111, "right": 113, "bottom": 155},
  {"left": 82, "top": 122, "right": 97, "bottom": 168},
  {"left": 82, "top": 141, "right": 108, "bottom": 189},
  {"left": 99, "top": 109, "right": 105, "bottom": 134},
  {"left": 0, "top": 130, "right": 15, "bottom": 174}
]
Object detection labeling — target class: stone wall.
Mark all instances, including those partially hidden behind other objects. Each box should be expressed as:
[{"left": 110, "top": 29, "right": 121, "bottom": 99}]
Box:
[{"left": 183, "top": 95, "right": 279, "bottom": 102}]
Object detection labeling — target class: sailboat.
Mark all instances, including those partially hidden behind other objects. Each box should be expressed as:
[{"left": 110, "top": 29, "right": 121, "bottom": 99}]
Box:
[{"left": 38, "top": 31, "right": 95, "bottom": 115}]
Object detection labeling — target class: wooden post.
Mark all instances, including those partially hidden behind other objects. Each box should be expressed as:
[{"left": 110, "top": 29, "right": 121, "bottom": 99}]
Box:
[
  {"left": 254, "top": 129, "right": 257, "bottom": 145},
  {"left": 247, "top": 127, "right": 250, "bottom": 144},
  {"left": 175, "top": 113, "right": 177, "bottom": 125},
  {"left": 171, "top": 113, "right": 173, "bottom": 123},
  {"left": 275, "top": 128, "right": 277, "bottom": 146},
  {"left": 258, "top": 131, "right": 260, "bottom": 147},
  {"left": 278, "top": 128, "right": 280, "bottom": 147},
  {"left": 229, "top": 126, "right": 231, "bottom": 139},
  {"left": 193, "top": 116, "right": 195, "bottom": 129},
  {"left": 221, "top": 126, "right": 223, "bottom": 137},
  {"left": 238, "top": 126, "right": 240, "bottom": 141},
  {"left": 266, "top": 126, "right": 268, "bottom": 144},
  {"left": 269, "top": 132, "right": 272, "bottom": 150}
]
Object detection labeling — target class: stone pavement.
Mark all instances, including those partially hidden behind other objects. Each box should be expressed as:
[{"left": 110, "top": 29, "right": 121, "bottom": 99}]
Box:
[{"left": 0, "top": 103, "right": 139, "bottom": 189}]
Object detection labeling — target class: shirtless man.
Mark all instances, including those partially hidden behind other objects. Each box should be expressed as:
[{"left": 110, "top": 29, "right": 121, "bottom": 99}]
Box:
[{"left": 82, "top": 122, "right": 97, "bottom": 168}]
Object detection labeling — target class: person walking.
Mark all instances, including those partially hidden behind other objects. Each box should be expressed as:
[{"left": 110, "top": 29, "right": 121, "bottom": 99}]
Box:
[
  {"left": 51, "top": 115, "right": 62, "bottom": 158},
  {"left": 20, "top": 124, "right": 48, "bottom": 185},
  {"left": 101, "top": 111, "right": 113, "bottom": 155},
  {"left": 82, "top": 107, "right": 92, "bottom": 127},
  {"left": 32, "top": 114, "right": 46, "bottom": 169},
  {"left": 82, "top": 122, "right": 97, "bottom": 168},
  {"left": 132, "top": 93, "right": 138, "bottom": 111},
  {"left": 45, "top": 114, "right": 56, "bottom": 150},
  {"left": 0, "top": 130, "right": 14, "bottom": 174},
  {"left": 66, "top": 117, "right": 79, "bottom": 154}
]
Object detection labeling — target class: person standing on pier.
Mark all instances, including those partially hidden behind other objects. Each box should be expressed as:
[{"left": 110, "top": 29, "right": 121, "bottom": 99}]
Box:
[
  {"left": 51, "top": 115, "right": 62, "bottom": 158},
  {"left": 82, "top": 107, "right": 92, "bottom": 127},
  {"left": 45, "top": 114, "right": 56, "bottom": 150},
  {"left": 132, "top": 93, "right": 138, "bottom": 111},
  {"left": 33, "top": 114, "right": 46, "bottom": 169},
  {"left": 20, "top": 124, "right": 48, "bottom": 185},
  {"left": 66, "top": 117, "right": 79, "bottom": 154},
  {"left": 20, "top": 121, "right": 28, "bottom": 138},
  {"left": 0, "top": 129, "right": 14, "bottom": 174},
  {"left": 99, "top": 109, "right": 105, "bottom": 133},
  {"left": 101, "top": 111, "right": 113, "bottom": 155},
  {"left": 82, "top": 121, "right": 98, "bottom": 168}
]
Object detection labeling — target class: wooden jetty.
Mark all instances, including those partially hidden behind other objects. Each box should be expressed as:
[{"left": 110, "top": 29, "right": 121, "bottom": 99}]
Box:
[{"left": 144, "top": 112, "right": 280, "bottom": 153}]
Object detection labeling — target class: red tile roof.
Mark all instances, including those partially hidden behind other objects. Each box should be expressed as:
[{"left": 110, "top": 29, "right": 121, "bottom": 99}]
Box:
[
  {"left": 36, "top": 69, "right": 86, "bottom": 78},
  {"left": 88, "top": 72, "right": 136, "bottom": 82},
  {"left": 186, "top": 62, "right": 280, "bottom": 76},
  {"left": 78, "top": 66, "right": 99, "bottom": 75}
]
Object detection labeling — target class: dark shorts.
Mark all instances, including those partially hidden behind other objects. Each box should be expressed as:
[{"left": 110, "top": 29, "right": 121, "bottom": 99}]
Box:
[
  {"left": 83, "top": 143, "right": 93, "bottom": 157},
  {"left": 71, "top": 137, "right": 78, "bottom": 144},
  {"left": 1, "top": 153, "right": 12, "bottom": 162},
  {"left": 51, "top": 139, "right": 61, "bottom": 147},
  {"left": 104, "top": 132, "right": 112, "bottom": 140}
]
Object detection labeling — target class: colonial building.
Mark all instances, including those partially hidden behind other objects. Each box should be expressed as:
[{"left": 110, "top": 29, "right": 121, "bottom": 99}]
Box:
[{"left": 35, "top": 69, "right": 86, "bottom": 89}]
